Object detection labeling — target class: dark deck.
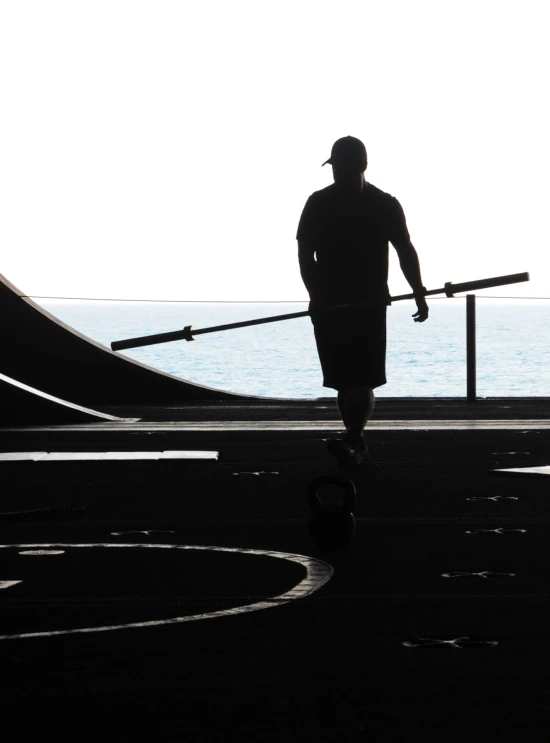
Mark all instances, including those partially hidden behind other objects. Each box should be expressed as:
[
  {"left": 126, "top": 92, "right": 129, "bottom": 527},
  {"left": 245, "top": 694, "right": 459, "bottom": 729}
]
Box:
[{"left": 1, "top": 400, "right": 549, "bottom": 741}]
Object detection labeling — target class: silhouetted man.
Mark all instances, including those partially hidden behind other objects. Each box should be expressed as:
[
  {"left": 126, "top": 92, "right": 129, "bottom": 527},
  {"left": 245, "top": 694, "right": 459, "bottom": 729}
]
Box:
[{"left": 297, "top": 136, "right": 428, "bottom": 464}]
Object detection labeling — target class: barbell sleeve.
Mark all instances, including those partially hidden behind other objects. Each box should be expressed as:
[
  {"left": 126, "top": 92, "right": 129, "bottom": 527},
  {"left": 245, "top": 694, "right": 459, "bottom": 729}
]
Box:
[{"left": 390, "top": 271, "right": 530, "bottom": 302}]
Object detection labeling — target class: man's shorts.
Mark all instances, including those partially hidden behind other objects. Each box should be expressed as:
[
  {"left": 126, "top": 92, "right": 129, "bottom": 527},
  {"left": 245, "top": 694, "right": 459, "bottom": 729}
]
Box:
[{"left": 311, "top": 305, "right": 387, "bottom": 391}]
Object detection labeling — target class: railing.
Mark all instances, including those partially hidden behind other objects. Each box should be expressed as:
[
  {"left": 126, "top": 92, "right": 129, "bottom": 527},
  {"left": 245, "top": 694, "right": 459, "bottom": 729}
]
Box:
[
  {"left": 467, "top": 295, "right": 476, "bottom": 402},
  {"left": 30, "top": 286, "right": 549, "bottom": 400},
  {"left": 464, "top": 294, "right": 550, "bottom": 401}
]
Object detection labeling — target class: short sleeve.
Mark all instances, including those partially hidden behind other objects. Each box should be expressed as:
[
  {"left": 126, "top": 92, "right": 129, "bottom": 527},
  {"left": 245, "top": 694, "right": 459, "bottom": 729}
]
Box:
[
  {"left": 387, "top": 197, "right": 412, "bottom": 249},
  {"left": 296, "top": 195, "right": 320, "bottom": 242}
]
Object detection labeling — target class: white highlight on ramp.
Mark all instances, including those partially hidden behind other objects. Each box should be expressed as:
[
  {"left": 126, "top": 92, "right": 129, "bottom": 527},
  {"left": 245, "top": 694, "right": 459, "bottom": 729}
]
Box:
[
  {"left": 492, "top": 465, "right": 550, "bottom": 477},
  {"left": 0, "top": 581, "right": 22, "bottom": 590},
  {"left": 0, "top": 543, "right": 333, "bottom": 641},
  {"left": 0, "top": 372, "right": 123, "bottom": 422}
]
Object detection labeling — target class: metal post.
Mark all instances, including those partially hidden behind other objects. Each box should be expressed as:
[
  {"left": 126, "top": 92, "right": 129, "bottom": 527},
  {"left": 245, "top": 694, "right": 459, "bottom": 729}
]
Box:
[{"left": 466, "top": 294, "right": 476, "bottom": 402}]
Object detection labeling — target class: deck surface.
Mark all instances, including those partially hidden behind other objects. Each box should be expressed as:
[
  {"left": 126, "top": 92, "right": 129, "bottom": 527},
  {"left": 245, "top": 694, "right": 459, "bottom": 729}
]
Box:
[{"left": 1, "top": 403, "right": 550, "bottom": 741}]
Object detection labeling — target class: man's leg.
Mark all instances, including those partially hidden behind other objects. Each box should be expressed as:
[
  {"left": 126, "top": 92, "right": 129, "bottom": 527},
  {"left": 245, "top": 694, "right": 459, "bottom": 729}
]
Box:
[
  {"left": 339, "top": 385, "right": 374, "bottom": 446},
  {"left": 337, "top": 390, "right": 347, "bottom": 426}
]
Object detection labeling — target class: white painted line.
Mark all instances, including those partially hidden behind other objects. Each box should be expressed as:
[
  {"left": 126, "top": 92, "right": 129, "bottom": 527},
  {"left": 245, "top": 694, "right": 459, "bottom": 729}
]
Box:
[
  {"left": 18, "top": 550, "right": 65, "bottom": 556},
  {"left": 91, "top": 452, "right": 161, "bottom": 461},
  {"left": 0, "top": 452, "right": 48, "bottom": 462},
  {"left": 403, "top": 637, "right": 499, "bottom": 649},
  {"left": 0, "top": 544, "right": 333, "bottom": 641},
  {"left": 110, "top": 530, "right": 175, "bottom": 536},
  {"left": 159, "top": 451, "right": 219, "bottom": 460},
  {"left": 442, "top": 571, "right": 516, "bottom": 579},
  {"left": 42, "top": 452, "right": 106, "bottom": 461},
  {"left": 232, "top": 471, "right": 279, "bottom": 476},
  {"left": 0, "top": 451, "right": 219, "bottom": 462},
  {"left": 5, "top": 419, "right": 550, "bottom": 432},
  {"left": 0, "top": 581, "right": 22, "bottom": 590},
  {"left": 464, "top": 528, "right": 527, "bottom": 535}
]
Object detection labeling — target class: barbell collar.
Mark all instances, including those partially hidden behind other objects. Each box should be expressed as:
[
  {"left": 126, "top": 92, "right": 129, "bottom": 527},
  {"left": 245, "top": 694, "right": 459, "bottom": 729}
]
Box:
[
  {"left": 183, "top": 325, "right": 195, "bottom": 342},
  {"left": 444, "top": 281, "right": 455, "bottom": 298}
]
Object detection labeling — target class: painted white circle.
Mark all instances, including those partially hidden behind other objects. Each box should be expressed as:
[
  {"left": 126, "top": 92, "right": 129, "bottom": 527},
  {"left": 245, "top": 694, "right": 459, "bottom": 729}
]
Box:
[{"left": 0, "top": 543, "right": 333, "bottom": 641}]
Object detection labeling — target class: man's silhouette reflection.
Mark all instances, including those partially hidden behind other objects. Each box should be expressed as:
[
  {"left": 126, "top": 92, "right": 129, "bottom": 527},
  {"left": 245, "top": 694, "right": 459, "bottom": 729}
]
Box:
[{"left": 297, "top": 136, "right": 428, "bottom": 464}]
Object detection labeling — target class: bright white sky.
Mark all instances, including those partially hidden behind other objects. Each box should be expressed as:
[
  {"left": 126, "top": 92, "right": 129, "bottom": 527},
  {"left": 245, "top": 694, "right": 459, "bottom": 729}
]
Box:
[{"left": 1, "top": 1, "right": 548, "bottom": 301}]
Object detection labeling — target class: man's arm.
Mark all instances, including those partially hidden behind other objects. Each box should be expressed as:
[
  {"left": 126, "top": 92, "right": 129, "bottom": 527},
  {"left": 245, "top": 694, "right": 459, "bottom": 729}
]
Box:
[
  {"left": 296, "top": 195, "right": 322, "bottom": 304},
  {"left": 389, "top": 199, "right": 429, "bottom": 323},
  {"left": 297, "top": 239, "right": 318, "bottom": 301},
  {"left": 395, "top": 242, "right": 425, "bottom": 295},
  {"left": 393, "top": 242, "right": 429, "bottom": 323}
]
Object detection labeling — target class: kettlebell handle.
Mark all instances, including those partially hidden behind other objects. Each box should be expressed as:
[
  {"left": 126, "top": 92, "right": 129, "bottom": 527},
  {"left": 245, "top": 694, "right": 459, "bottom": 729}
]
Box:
[{"left": 307, "top": 474, "right": 356, "bottom": 512}]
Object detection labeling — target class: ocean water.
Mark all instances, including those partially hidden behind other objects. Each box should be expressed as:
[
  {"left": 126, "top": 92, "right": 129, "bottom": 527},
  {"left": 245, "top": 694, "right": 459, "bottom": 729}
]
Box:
[{"left": 38, "top": 300, "right": 550, "bottom": 399}]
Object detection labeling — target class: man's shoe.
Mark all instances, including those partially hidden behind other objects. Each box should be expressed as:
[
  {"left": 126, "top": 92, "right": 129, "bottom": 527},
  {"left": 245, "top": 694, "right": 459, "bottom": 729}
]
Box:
[
  {"left": 356, "top": 437, "right": 370, "bottom": 462},
  {"left": 326, "top": 437, "right": 370, "bottom": 465}
]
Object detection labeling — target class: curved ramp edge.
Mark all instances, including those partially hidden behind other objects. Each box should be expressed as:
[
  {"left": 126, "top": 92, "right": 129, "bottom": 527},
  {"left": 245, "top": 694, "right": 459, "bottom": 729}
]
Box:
[
  {"left": 0, "top": 372, "right": 129, "bottom": 425},
  {"left": 0, "top": 274, "right": 264, "bottom": 405}
]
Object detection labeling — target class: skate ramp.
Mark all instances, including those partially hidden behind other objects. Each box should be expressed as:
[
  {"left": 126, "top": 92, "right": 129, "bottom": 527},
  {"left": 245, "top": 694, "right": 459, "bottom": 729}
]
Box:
[{"left": 0, "top": 274, "right": 259, "bottom": 406}]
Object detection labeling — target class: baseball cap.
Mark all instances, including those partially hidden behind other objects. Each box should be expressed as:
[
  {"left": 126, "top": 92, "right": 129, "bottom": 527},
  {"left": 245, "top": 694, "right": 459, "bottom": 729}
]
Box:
[{"left": 322, "top": 136, "right": 368, "bottom": 168}]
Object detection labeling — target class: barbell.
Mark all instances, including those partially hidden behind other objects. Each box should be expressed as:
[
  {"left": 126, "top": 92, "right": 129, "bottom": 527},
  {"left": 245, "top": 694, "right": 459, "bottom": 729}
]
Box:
[{"left": 111, "top": 271, "right": 529, "bottom": 352}]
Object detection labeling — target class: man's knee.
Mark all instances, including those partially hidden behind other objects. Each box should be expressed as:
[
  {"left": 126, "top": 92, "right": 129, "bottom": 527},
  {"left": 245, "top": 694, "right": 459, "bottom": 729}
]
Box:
[{"left": 343, "top": 385, "right": 373, "bottom": 404}]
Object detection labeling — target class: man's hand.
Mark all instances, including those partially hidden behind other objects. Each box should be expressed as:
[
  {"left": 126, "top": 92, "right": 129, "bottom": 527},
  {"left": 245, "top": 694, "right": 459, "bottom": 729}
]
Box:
[
  {"left": 393, "top": 240, "right": 429, "bottom": 323},
  {"left": 412, "top": 296, "right": 429, "bottom": 323}
]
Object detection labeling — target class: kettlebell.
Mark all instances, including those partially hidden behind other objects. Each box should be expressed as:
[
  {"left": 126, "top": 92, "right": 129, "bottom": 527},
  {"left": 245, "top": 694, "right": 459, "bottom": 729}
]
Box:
[{"left": 307, "top": 474, "right": 356, "bottom": 550}]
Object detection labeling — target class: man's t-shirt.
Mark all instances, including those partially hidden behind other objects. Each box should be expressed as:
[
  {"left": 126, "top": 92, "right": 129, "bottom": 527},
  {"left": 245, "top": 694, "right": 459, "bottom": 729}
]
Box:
[{"left": 296, "top": 182, "right": 413, "bottom": 306}]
